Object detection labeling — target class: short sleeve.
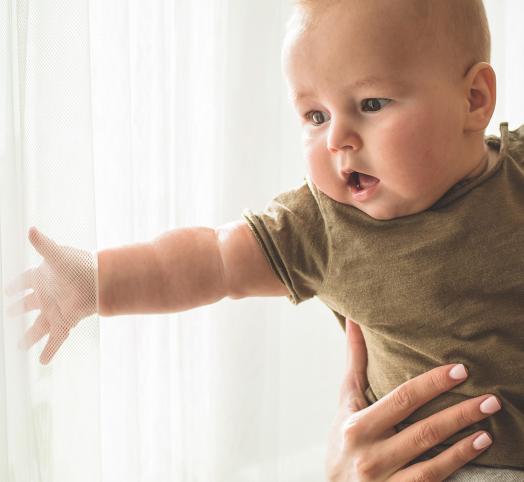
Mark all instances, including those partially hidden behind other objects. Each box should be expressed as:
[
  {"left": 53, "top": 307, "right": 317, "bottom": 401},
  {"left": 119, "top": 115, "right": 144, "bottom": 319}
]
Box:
[{"left": 241, "top": 179, "right": 330, "bottom": 305}]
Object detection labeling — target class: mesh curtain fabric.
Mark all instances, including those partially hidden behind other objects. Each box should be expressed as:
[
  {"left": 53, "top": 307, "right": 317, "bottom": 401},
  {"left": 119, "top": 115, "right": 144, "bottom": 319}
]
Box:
[
  {"left": 0, "top": 0, "right": 334, "bottom": 480},
  {"left": 1, "top": 0, "right": 523, "bottom": 481}
]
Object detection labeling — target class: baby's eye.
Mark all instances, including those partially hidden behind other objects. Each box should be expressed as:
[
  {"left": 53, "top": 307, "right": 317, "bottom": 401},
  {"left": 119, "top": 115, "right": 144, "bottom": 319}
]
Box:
[
  {"left": 305, "top": 110, "right": 330, "bottom": 126},
  {"left": 361, "top": 98, "right": 391, "bottom": 112}
]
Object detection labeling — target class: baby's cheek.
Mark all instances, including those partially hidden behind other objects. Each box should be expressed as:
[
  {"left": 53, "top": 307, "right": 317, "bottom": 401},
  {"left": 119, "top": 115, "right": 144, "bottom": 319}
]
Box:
[
  {"left": 307, "top": 154, "right": 340, "bottom": 197},
  {"left": 303, "top": 135, "right": 324, "bottom": 155},
  {"left": 304, "top": 143, "right": 327, "bottom": 171},
  {"left": 307, "top": 156, "right": 325, "bottom": 185}
]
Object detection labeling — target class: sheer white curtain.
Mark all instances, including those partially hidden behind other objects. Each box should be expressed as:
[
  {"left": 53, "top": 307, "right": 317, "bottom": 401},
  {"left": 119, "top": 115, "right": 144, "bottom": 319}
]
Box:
[
  {"left": 485, "top": 0, "right": 524, "bottom": 134},
  {"left": 1, "top": 1, "right": 522, "bottom": 481}
]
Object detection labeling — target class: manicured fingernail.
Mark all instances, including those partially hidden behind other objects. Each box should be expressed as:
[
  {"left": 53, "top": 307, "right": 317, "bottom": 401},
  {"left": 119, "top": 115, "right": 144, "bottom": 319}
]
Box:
[
  {"left": 480, "top": 396, "right": 501, "bottom": 414},
  {"left": 449, "top": 364, "right": 468, "bottom": 380},
  {"left": 473, "top": 432, "right": 492, "bottom": 450}
]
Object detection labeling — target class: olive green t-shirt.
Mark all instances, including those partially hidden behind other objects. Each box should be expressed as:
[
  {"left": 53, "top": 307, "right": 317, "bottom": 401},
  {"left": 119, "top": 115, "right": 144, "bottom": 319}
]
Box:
[{"left": 242, "top": 122, "right": 524, "bottom": 469}]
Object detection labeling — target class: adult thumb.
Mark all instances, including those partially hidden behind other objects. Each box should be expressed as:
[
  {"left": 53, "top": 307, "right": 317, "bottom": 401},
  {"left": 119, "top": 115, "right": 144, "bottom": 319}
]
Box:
[{"left": 345, "top": 318, "right": 368, "bottom": 393}]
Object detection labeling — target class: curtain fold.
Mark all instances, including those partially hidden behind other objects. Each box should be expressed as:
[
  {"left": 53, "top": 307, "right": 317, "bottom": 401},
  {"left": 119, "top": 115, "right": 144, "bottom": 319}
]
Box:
[
  {"left": 1, "top": 0, "right": 522, "bottom": 481},
  {"left": 1, "top": 0, "right": 101, "bottom": 481}
]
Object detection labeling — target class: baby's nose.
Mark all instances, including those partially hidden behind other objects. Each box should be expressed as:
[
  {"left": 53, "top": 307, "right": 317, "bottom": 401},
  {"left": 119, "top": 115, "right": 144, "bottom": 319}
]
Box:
[{"left": 327, "top": 130, "right": 362, "bottom": 153}]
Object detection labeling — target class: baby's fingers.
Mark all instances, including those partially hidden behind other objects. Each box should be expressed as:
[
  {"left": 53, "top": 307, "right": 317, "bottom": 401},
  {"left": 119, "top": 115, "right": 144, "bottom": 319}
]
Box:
[
  {"left": 40, "top": 325, "right": 70, "bottom": 365},
  {"left": 390, "top": 431, "right": 493, "bottom": 482},
  {"left": 4, "top": 267, "right": 36, "bottom": 297},
  {"left": 28, "top": 227, "right": 61, "bottom": 265},
  {"left": 6, "top": 292, "right": 40, "bottom": 318},
  {"left": 18, "top": 314, "right": 50, "bottom": 351}
]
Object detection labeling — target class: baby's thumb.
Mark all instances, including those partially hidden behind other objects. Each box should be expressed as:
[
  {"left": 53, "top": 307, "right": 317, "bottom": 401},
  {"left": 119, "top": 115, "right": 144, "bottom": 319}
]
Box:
[
  {"left": 345, "top": 318, "right": 368, "bottom": 390},
  {"left": 28, "top": 227, "right": 61, "bottom": 263}
]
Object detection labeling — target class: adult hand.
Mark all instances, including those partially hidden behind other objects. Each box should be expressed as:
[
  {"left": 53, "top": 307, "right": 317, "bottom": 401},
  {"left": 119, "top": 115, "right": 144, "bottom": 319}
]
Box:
[
  {"left": 4, "top": 227, "right": 98, "bottom": 365},
  {"left": 325, "top": 318, "right": 501, "bottom": 482}
]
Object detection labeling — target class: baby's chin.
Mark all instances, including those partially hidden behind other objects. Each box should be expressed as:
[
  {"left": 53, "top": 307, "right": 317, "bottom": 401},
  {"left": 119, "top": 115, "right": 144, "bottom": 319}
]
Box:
[
  {"left": 316, "top": 178, "right": 438, "bottom": 220},
  {"left": 334, "top": 187, "right": 430, "bottom": 221},
  {"left": 360, "top": 196, "right": 436, "bottom": 221},
  {"left": 354, "top": 203, "right": 407, "bottom": 221},
  {"left": 362, "top": 197, "right": 439, "bottom": 221},
  {"left": 364, "top": 208, "right": 414, "bottom": 221}
]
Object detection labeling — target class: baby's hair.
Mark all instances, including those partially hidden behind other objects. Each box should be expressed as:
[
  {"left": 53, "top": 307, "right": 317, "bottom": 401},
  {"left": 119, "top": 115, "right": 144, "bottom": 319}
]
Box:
[{"left": 288, "top": 0, "right": 491, "bottom": 78}]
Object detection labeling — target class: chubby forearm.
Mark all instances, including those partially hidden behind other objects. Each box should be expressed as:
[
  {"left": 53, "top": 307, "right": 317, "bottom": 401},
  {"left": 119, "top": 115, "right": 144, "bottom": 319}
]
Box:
[{"left": 97, "top": 227, "right": 228, "bottom": 316}]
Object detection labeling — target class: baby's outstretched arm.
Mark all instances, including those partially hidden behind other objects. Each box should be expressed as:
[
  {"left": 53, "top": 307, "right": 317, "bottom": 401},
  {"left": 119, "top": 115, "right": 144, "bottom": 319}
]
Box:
[
  {"left": 4, "top": 222, "right": 287, "bottom": 363},
  {"left": 100, "top": 220, "right": 288, "bottom": 316}
]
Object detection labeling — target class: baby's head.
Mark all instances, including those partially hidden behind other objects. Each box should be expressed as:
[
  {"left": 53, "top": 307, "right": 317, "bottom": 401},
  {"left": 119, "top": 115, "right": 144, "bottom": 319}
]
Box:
[{"left": 282, "top": 0, "right": 496, "bottom": 220}]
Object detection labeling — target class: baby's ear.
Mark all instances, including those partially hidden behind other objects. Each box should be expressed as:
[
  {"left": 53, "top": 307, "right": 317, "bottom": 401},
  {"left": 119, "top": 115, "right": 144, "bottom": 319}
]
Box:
[{"left": 463, "top": 62, "right": 496, "bottom": 132}]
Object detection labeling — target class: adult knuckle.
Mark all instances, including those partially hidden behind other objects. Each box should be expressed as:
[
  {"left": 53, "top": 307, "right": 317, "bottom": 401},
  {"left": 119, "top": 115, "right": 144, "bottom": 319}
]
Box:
[
  {"left": 456, "top": 405, "right": 475, "bottom": 426},
  {"left": 353, "top": 453, "right": 380, "bottom": 481},
  {"left": 342, "top": 424, "right": 359, "bottom": 446},
  {"left": 414, "top": 422, "right": 440, "bottom": 450},
  {"left": 451, "top": 442, "right": 473, "bottom": 466},
  {"left": 410, "top": 467, "right": 438, "bottom": 482},
  {"left": 429, "top": 370, "right": 448, "bottom": 392},
  {"left": 344, "top": 394, "right": 368, "bottom": 412},
  {"left": 392, "top": 385, "right": 415, "bottom": 410},
  {"left": 342, "top": 415, "right": 364, "bottom": 446}
]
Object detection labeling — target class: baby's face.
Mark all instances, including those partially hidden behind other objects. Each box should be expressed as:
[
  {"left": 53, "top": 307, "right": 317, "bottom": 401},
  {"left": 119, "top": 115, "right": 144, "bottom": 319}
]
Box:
[{"left": 282, "top": 2, "right": 489, "bottom": 220}]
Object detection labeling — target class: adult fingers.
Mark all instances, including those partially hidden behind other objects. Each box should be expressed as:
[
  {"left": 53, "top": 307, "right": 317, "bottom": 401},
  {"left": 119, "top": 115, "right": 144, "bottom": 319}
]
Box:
[
  {"left": 389, "top": 430, "right": 494, "bottom": 482},
  {"left": 377, "top": 393, "right": 501, "bottom": 473},
  {"left": 359, "top": 363, "right": 470, "bottom": 438},
  {"left": 28, "top": 227, "right": 61, "bottom": 265},
  {"left": 340, "top": 318, "right": 369, "bottom": 411},
  {"left": 345, "top": 318, "right": 367, "bottom": 377}
]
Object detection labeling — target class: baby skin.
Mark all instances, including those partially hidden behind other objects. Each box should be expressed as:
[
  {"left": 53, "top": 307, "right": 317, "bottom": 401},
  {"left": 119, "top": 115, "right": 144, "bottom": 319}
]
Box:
[
  {"left": 5, "top": 0, "right": 498, "bottom": 387},
  {"left": 4, "top": 2, "right": 507, "bottom": 477},
  {"left": 75, "top": 0, "right": 497, "bottom": 321}
]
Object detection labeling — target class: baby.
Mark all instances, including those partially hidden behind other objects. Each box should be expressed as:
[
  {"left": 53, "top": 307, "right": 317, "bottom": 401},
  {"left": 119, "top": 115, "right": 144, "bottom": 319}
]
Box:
[{"left": 4, "top": 0, "right": 524, "bottom": 475}]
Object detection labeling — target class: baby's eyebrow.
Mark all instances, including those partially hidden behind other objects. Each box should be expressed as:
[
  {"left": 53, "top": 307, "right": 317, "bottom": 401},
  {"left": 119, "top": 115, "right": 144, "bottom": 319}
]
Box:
[
  {"left": 349, "top": 76, "right": 393, "bottom": 89},
  {"left": 291, "top": 76, "right": 408, "bottom": 103}
]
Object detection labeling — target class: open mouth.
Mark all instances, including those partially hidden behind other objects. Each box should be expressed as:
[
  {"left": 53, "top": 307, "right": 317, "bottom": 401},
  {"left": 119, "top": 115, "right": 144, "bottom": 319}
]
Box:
[
  {"left": 348, "top": 171, "right": 380, "bottom": 192},
  {"left": 349, "top": 172, "right": 362, "bottom": 190}
]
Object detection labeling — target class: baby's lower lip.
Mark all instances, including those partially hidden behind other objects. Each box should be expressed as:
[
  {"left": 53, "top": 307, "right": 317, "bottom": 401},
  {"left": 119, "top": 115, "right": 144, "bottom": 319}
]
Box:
[{"left": 348, "top": 177, "right": 380, "bottom": 202}]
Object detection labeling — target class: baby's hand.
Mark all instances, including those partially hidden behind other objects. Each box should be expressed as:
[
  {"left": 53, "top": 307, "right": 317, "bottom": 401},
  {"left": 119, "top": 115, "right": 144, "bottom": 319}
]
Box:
[{"left": 4, "top": 227, "right": 98, "bottom": 364}]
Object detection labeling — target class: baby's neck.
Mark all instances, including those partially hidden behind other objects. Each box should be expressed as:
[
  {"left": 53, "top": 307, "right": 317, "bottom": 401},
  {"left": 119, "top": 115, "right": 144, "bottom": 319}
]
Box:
[{"left": 457, "top": 140, "right": 498, "bottom": 186}]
